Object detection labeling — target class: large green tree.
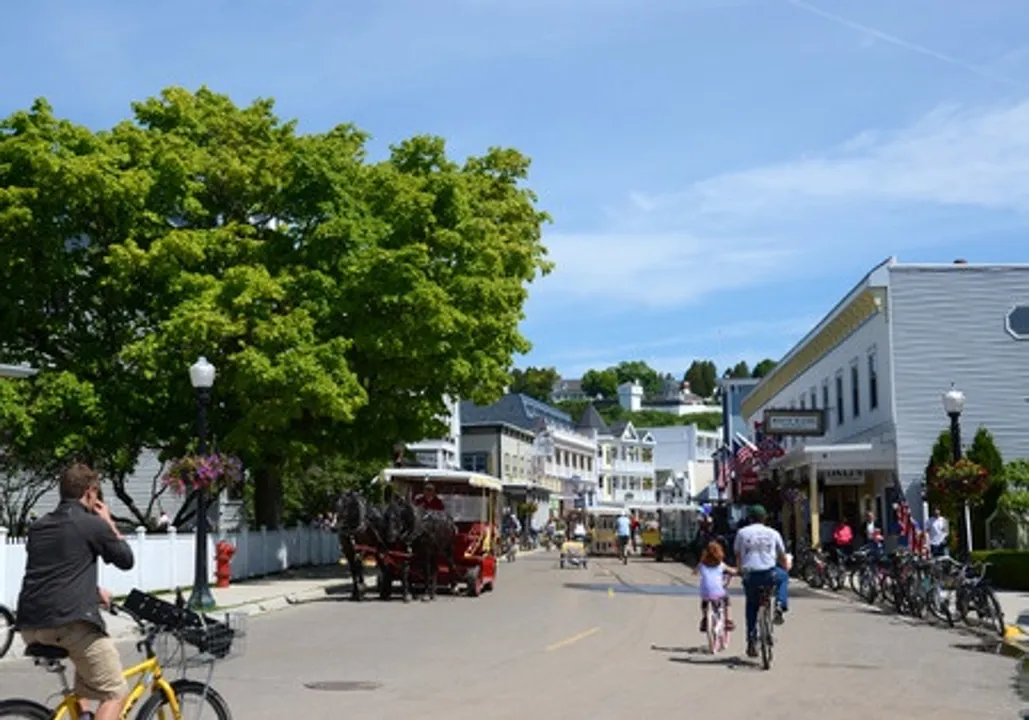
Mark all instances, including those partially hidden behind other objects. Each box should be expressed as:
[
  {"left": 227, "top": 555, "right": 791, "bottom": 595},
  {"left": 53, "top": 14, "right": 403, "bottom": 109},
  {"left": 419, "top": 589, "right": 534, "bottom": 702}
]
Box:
[
  {"left": 580, "top": 367, "right": 619, "bottom": 398},
  {"left": 509, "top": 366, "right": 559, "bottom": 402},
  {"left": 999, "top": 460, "right": 1029, "bottom": 517},
  {"left": 0, "top": 372, "right": 101, "bottom": 530},
  {"left": 751, "top": 358, "right": 777, "bottom": 379},
  {"left": 0, "top": 87, "right": 551, "bottom": 529},
  {"left": 723, "top": 360, "right": 750, "bottom": 379},
  {"left": 684, "top": 360, "right": 718, "bottom": 398},
  {"left": 0, "top": 97, "right": 178, "bottom": 524},
  {"left": 612, "top": 360, "right": 662, "bottom": 395}
]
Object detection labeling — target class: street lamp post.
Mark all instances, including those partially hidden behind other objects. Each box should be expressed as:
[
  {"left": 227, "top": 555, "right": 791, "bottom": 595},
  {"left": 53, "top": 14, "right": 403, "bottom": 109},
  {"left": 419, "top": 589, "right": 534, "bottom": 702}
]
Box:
[
  {"left": 942, "top": 383, "right": 971, "bottom": 559},
  {"left": 188, "top": 356, "right": 217, "bottom": 610}
]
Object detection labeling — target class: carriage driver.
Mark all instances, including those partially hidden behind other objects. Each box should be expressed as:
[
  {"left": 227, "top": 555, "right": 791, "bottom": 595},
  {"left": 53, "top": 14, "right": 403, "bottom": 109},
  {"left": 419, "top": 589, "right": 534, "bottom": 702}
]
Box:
[{"left": 413, "top": 483, "right": 446, "bottom": 512}]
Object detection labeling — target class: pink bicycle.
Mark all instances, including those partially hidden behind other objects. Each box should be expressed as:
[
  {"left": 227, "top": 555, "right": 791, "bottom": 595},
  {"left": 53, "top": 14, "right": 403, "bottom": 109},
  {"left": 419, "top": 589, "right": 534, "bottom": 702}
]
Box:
[{"left": 705, "top": 574, "right": 733, "bottom": 654}]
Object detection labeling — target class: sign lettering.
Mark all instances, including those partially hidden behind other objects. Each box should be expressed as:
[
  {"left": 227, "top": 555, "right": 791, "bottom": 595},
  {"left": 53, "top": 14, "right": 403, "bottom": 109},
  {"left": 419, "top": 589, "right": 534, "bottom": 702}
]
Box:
[{"left": 762, "top": 408, "right": 826, "bottom": 437}]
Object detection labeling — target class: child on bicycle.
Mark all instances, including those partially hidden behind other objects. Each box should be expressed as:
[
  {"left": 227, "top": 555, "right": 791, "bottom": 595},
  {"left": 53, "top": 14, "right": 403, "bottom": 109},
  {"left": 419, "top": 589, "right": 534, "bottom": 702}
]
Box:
[{"left": 694, "top": 540, "right": 737, "bottom": 632}]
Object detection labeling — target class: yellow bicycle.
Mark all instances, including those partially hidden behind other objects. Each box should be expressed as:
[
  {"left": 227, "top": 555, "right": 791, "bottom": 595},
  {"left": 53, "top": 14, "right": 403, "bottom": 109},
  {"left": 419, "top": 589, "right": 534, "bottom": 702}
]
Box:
[{"left": 0, "top": 589, "right": 237, "bottom": 719}]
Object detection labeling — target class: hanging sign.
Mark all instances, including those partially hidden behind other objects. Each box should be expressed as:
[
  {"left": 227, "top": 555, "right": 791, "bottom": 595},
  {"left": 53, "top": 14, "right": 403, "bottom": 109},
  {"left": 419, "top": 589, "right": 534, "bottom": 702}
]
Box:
[
  {"left": 763, "top": 409, "right": 826, "bottom": 436},
  {"left": 822, "top": 469, "right": 864, "bottom": 486}
]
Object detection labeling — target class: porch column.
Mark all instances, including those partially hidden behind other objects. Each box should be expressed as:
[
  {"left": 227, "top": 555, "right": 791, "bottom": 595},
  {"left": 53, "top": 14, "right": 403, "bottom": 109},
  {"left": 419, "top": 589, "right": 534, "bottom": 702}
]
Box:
[{"left": 808, "top": 462, "right": 820, "bottom": 548}]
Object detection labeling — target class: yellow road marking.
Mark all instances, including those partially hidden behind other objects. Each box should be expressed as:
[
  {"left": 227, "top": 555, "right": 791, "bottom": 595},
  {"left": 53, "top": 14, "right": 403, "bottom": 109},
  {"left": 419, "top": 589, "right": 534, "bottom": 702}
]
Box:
[{"left": 546, "top": 627, "right": 600, "bottom": 652}]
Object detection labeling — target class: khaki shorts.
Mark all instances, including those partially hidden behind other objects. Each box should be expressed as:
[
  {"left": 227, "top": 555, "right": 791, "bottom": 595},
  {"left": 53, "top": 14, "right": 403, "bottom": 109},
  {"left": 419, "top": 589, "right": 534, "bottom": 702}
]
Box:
[{"left": 21, "top": 621, "right": 127, "bottom": 701}]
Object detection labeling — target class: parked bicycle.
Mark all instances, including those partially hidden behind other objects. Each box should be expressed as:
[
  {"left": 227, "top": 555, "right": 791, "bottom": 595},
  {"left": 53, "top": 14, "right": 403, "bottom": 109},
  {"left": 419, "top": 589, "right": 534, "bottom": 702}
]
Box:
[
  {"left": 0, "top": 603, "right": 14, "bottom": 660},
  {"left": 953, "top": 560, "right": 1006, "bottom": 637},
  {"left": 0, "top": 588, "right": 242, "bottom": 719}
]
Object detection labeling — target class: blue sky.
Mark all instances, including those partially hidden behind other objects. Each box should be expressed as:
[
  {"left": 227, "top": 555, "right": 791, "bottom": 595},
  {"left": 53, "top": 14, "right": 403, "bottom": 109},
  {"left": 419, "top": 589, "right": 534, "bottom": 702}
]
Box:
[{"left": 4, "top": 0, "right": 1029, "bottom": 380}]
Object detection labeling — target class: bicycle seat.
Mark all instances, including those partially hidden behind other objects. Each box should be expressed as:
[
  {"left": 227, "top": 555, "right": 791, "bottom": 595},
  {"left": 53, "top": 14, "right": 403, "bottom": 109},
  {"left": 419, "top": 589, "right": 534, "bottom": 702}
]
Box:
[{"left": 25, "top": 643, "right": 69, "bottom": 660}]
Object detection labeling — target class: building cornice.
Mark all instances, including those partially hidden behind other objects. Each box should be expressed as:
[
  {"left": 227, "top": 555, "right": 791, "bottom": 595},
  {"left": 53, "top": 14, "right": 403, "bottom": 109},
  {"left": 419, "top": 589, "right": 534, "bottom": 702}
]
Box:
[{"left": 741, "top": 287, "right": 886, "bottom": 420}]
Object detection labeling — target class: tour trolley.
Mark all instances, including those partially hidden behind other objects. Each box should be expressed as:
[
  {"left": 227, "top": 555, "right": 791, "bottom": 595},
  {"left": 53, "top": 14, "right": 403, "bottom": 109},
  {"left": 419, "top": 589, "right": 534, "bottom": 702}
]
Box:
[{"left": 373, "top": 468, "right": 502, "bottom": 598}]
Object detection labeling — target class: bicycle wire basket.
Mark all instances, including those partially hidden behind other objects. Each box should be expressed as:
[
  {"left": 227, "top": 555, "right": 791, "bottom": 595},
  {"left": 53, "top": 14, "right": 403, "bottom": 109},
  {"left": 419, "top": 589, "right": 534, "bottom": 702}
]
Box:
[
  {"left": 122, "top": 590, "right": 247, "bottom": 667},
  {"left": 178, "top": 611, "right": 247, "bottom": 666}
]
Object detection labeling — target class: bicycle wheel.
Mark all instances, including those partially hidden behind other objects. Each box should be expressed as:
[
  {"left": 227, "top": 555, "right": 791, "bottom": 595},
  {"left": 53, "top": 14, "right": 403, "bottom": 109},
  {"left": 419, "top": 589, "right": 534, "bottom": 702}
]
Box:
[
  {"left": 759, "top": 604, "right": 773, "bottom": 670},
  {"left": 705, "top": 605, "right": 717, "bottom": 654},
  {"left": 135, "top": 679, "right": 232, "bottom": 720},
  {"left": 978, "top": 588, "right": 1006, "bottom": 637},
  {"left": 0, "top": 699, "right": 51, "bottom": 719},
  {"left": 0, "top": 605, "right": 14, "bottom": 659},
  {"left": 858, "top": 568, "right": 877, "bottom": 604}
]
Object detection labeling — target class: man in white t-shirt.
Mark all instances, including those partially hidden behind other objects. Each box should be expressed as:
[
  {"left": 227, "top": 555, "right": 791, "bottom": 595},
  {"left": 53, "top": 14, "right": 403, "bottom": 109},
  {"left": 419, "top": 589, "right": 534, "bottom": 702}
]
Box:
[
  {"left": 734, "top": 505, "right": 790, "bottom": 658},
  {"left": 926, "top": 507, "right": 949, "bottom": 557}
]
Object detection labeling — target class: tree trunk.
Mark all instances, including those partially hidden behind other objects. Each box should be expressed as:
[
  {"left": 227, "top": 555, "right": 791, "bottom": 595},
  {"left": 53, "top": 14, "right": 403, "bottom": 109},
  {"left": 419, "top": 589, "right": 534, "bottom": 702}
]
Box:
[
  {"left": 110, "top": 473, "right": 150, "bottom": 527},
  {"left": 253, "top": 463, "right": 284, "bottom": 530}
]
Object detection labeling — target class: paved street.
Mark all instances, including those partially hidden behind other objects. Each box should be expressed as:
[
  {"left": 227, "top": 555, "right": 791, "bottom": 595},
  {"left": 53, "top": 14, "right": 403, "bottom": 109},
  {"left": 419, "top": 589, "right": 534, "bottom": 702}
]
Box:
[{"left": 1, "top": 553, "right": 1025, "bottom": 719}]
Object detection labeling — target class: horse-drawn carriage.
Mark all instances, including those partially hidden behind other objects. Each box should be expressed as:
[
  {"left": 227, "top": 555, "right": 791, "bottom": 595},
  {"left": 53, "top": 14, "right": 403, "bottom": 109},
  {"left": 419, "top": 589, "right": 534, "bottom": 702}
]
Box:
[{"left": 341, "top": 468, "right": 501, "bottom": 601}]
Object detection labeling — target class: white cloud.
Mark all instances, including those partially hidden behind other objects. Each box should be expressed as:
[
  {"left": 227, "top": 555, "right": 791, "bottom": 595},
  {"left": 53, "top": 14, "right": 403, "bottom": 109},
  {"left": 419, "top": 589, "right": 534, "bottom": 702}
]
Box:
[
  {"left": 550, "top": 315, "right": 819, "bottom": 375},
  {"left": 541, "top": 98, "right": 1029, "bottom": 307},
  {"left": 538, "top": 232, "right": 794, "bottom": 307}
]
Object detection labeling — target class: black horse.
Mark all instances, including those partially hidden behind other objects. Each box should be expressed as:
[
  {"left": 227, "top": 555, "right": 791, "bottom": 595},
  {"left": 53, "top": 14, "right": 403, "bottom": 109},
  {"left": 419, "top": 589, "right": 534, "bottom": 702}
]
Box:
[
  {"left": 335, "top": 490, "right": 387, "bottom": 601},
  {"left": 384, "top": 497, "right": 460, "bottom": 602}
]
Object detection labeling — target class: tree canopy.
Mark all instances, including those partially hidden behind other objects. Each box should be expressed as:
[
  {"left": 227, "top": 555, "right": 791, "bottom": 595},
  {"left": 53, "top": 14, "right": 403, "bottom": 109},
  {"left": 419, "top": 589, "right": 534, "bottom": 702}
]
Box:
[
  {"left": 751, "top": 358, "right": 778, "bottom": 379},
  {"left": 684, "top": 360, "right": 717, "bottom": 398},
  {"left": 508, "top": 366, "right": 559, "bottom": 402},
  {"left": 0, "top": 87, "right": 551, "bottom": 529},
  {"left": 999, "top": 460, "right": 1029, "bottom": 516},
  {"left": 580, "top": 368, "right": 619, "bottom": 398},
  {"left": 723, "top": 361, "right": 750, "bottom": 379}
]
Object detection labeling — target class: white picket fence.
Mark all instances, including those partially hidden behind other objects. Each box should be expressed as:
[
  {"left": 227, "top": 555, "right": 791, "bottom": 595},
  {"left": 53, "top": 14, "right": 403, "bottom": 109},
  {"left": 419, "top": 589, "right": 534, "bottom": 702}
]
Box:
[{"left": 0, "top": 525, "right": 341, "bottom": 607}]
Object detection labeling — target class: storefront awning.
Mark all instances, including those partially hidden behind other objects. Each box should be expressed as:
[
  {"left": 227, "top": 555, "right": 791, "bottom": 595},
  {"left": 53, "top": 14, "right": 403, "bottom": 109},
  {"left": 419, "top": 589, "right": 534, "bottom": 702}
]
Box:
[
  {"left": 766, "top": 440, "right": 895, "bottom": 472},
  {"left": 501, "top": 481, "right": 551, "bottom": 495}
]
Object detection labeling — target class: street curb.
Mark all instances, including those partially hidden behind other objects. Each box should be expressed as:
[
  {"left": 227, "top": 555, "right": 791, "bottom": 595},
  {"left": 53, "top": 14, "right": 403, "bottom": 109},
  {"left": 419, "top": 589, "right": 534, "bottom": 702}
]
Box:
[
  {"left": 0, "top": 580, "right": 345, "bottom": 664},
  {"left": 798, "top": 581, "right": 1029, "bottom": 653}
]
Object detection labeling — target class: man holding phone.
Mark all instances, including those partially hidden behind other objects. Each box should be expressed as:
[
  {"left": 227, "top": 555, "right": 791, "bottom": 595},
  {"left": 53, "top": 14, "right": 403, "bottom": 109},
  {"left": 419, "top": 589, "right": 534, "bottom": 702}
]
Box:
[{"left": 16, "top": 462, "right": 135, "bottom": 720}]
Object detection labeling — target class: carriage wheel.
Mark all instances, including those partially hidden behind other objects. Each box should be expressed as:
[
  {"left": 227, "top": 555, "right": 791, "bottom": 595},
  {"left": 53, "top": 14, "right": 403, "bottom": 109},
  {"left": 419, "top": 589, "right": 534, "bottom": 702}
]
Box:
[
  {"left": 466, "top": 567, "right": 483, "bottom": 597},
  {"left": 378, "top": 566, "right": 393, "bottom": 600}
]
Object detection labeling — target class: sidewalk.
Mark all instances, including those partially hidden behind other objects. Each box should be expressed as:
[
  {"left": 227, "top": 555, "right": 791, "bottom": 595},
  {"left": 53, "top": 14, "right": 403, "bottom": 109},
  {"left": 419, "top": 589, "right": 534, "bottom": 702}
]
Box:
[
  {"left": 995, "top": 589, "right": 1029, "bottom": 645},
  {"left": 2, "top": 562, "right": 353, "bottom": 663}
]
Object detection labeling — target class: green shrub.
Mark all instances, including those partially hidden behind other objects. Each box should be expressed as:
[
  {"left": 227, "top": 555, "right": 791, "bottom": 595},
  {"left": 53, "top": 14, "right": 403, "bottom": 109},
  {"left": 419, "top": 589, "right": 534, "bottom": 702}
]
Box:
[{"left": 968, "top": 549, "right": 1029, "bottom": 591}]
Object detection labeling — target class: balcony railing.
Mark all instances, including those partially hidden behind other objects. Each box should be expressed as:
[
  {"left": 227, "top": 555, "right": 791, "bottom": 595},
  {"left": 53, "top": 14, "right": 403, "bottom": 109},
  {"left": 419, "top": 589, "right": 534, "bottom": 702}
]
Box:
[{"left": 611, "top": 459, "right": 654, "bottom": 474}]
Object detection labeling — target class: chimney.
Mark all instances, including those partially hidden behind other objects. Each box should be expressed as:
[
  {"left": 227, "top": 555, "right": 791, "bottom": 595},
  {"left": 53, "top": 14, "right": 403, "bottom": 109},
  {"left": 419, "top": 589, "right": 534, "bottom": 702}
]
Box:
[{"left": 953, "top": 259, "right": 968, "bottom": 265}]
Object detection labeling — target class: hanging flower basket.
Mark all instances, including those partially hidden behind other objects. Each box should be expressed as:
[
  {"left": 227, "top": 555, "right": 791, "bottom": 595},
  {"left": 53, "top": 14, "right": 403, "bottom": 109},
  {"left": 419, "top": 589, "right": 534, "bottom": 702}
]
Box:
[
  {"left": 162, "top": 453, "right": 244, "bottom": 496},
  {"left": 781, "top": 487, "right": 802, "bottom": 505},
  {"left": 927, "top": 458, "right": 990, "bottom": 505},
  {"left": 516, "top": 501, "right": 538, "bottom": 518}
]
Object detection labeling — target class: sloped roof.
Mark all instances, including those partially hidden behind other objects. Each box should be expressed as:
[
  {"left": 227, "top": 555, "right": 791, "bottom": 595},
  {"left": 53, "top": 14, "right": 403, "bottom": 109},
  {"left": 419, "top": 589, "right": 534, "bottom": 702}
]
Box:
[
  {"left": 461, "top": 393, "right": 574, "bottom": 432},
  {"left": 576, "top": 403, "right": 609, "bottom": 433}
]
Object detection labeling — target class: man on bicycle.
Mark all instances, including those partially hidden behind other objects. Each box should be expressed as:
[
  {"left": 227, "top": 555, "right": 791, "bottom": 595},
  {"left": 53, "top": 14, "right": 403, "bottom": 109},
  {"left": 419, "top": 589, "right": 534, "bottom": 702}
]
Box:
[
  {"left": 734, "top": 504, "right": 790, "bottom": 659},
  {"left": 615, "top": 510, "right": 632, "bottom": 560},
  {"left": 16, "top": 463, "right": 135, "bottom": 720}
]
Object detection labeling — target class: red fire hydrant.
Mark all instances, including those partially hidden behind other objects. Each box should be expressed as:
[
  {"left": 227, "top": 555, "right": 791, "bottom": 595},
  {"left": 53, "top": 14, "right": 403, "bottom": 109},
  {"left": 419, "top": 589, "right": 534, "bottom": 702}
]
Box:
[{"left": 215, "top": 540, "right": 236, "bottom": 589}]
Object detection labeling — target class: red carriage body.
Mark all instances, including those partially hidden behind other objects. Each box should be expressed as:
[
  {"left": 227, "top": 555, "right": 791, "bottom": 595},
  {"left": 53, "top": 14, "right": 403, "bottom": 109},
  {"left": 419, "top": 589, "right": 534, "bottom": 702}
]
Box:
[{"left": 365, "top": 468, "right": 501, "bottom": 598}]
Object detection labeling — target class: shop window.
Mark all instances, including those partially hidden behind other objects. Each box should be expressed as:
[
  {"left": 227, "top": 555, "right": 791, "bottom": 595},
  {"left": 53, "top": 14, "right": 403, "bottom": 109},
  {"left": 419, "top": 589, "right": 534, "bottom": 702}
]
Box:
[
  {"left": 835, "top": 372, "right": 845, "bottom": 426},
  {"left": 868, "top": 349, "right": 879, "bottom": 410},
  {"left": 850, "top": 360, "right": 860, "bottom": 418}
]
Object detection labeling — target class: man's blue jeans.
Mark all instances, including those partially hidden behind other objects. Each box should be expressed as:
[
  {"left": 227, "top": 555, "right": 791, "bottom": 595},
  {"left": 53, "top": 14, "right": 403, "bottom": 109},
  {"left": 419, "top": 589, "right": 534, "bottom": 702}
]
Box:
[{"left": 742, "top": 567, "right": 789, "bottom": 642}]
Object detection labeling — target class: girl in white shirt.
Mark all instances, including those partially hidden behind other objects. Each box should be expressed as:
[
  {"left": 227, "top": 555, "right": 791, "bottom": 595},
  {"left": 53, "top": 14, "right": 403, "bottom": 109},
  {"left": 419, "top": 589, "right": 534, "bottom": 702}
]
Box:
[{"left": 693, "top": 540, "right": 738, "bottom": 632}]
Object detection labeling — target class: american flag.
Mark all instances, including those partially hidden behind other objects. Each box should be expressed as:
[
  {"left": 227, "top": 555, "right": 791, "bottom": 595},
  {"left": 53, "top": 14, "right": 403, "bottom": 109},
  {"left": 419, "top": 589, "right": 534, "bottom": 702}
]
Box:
[
  {"left": 732, "top": 434, "right": 756, "bottom": 471},
  {"left": 894, "top": 499, "right": 922, "bottom": 555},
  {"left": 756, "top": 435, "right": 785, "bottom": 467},
  {"left": 716, "top": 446, "right": 731, "bottom": 490}
]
